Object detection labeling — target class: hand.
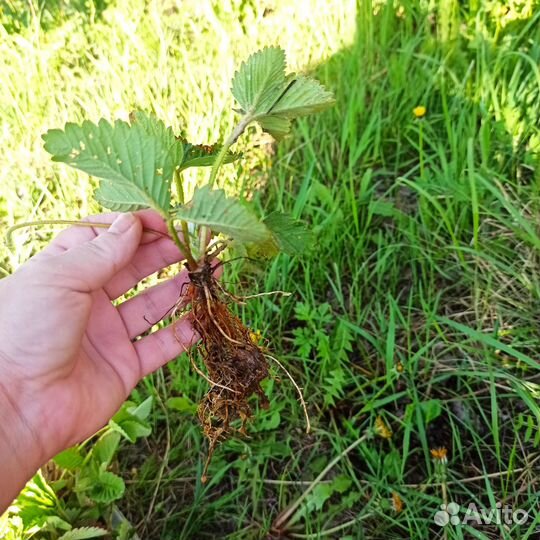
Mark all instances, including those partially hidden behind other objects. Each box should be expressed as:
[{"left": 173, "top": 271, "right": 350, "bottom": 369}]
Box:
[{"left": 0, "top": 211, "right": 194, "bottom": 510}]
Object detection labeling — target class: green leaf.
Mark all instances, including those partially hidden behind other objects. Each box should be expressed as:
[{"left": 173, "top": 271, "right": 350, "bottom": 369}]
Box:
[
  {"left": 166, "top": 396, "right": 197, "bottom": 414},
  {"left": 231, "top": 46, "right": 287, "bottom": 116},
  {"left": 174, "top": 185, "right": 271, "bottom": 244},
  {"left": 306, "top": 483, "right": 334, "bottom": 512},
  {"left": 130, "top": 396, "right": 153, "bottom": 421},
  {"left": 231, "top": 47, "right": 335, "bottom": 140},
  {"left": 43, "top": 516, "right": 72, "bottom": 532},
  {"left": 254, "top": 410, "right": 281, "bottom": 431},
  {"left": 322, "top": 367, "right": 346, "bottom": 406},
  {"left": 16, "top": 471, "right": 57, "bottom": 512},
  {"left": 58, "top": 527, "right": 108, "bottom": 539},
  {"left": 303, "top": 474, "right": 352, "bottom": 514},
  {"left": 53, "top": 447, "right": 84, "bottom": 470},
  {"left": 267, "top": 75, "right": 335, "bottom": 117},
  {"left": 263, "top": 212, "right": 312, "bottom": 255},
  {"left": 257, "top": 116, "right": 291, "bottom": 140},
  {"left": 109, "top": 419, "right": 151, "bottom": 443},
  {"left": 42, "top": 112, "right": 182, "bottom": 214},
  {"left": 332, "top": 475, "right": 353, "bottom": 494},
  {"left": 115, "top": 521, "right": 134, "bottom": 540},
  {"left": 418, "top": 399, "right": 443, "bottom": 424},
  {"left": 178, "top": 140, "right": 240, "bottom": 171},
  {"left": 92, "top": 431, "right": 121, "bottom": 468},
  {"left": 87, "top": 471, "right": 125, "bottom": 504},
  {"left": 109, "top": 399, "right": 152, "bottom": 443}
]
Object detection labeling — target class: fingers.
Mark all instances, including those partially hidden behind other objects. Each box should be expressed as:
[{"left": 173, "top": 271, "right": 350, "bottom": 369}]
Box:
[
  {"left": 104, "top": 235, "right": 185, "bottom": 299},
  {"left": 37, "top": 210, "right": 188, "bottom": 299},
  {"left": 39, "top": 210, "right": 169, "bottom": 258},
  {"left": 48, "top": 213, "right": 143, "bottom": 292},
  {"left": 117, "top": 270, "right": 191, "bottom": 339},
  {"left": 134, "top": 317, "right": 197, "bottom": 377}
]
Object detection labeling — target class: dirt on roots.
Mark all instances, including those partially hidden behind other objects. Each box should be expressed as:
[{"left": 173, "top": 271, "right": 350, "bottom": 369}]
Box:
[{"left": 183, "top": 258, "right": 270, "bottom": 480}]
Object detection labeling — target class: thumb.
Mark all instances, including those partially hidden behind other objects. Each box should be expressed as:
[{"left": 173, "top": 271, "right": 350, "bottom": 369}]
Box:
[{"left": 55, "top": 213, "right": 142, "bottom": 292}]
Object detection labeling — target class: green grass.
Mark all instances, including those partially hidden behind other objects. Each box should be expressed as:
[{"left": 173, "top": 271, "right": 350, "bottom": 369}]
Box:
[{"left": 2, "top": 0, "right": 540, "bottom": 538}]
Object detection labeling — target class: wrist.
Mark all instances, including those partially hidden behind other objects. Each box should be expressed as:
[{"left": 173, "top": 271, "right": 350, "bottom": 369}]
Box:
[{"left": 0, "top": 373, "right": 47, "bottom": 512}]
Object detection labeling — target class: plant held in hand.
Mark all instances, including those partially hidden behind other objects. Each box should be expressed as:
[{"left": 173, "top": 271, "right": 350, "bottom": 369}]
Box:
[{"left": 41, "top": 47, "right": 335, "bottom": 477}]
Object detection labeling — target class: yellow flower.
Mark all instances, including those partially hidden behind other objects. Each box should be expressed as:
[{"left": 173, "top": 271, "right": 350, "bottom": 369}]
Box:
[
  {"left": 430, "top": 446, "right": 448, "bottom": 463},
  {"left": 375, "top": 415, "right": 393, "bottom": 439},
  {"left": 413, "top": 105, "right": 427, "bottom": 118},
  {"left": 249, "top": 329, "right": 263, "bottom": 345},
  {"left": 391, "top": 491, "right": 404, "bottom": 513}
]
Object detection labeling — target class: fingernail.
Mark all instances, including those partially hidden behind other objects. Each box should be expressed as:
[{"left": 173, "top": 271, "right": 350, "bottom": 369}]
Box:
[{"left": 109, "top": 212, "right": 136, "bottom": 234}]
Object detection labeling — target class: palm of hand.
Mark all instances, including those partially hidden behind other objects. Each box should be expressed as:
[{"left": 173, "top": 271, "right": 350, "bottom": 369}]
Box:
[{"left": 0, "top": 212, "right": 194, "bottom": 460}]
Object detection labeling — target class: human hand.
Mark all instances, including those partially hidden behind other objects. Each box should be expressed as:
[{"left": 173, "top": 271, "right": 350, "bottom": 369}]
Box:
[{"left": 0, "top": 211, "right": 195, "bottom": 509}]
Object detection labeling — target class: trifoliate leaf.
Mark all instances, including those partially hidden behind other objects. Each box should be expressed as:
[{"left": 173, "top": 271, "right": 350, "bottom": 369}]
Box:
[
  {"left": 43, "top": 113, "right": 183, "bottom": 214},
  {"left": 174, "top": 185, "right": 271, "bottom": 244},
  {"left": 231, "top": 47, "right": 335, "bottom": 140},
  {"left": 178, "top": 140, "right": 241, "bottom": 171},
  {"left": 58, "top": 527, "right": 108, "bottom": 540},
  {"left": 263, "top": 212, "right": 312, "bottom": 255}
]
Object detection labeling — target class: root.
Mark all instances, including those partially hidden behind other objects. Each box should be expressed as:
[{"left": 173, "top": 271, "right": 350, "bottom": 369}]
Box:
[
  {"left": 238, "top": 290, "right": 292, "bottom": 300},
  {"left": 214, "top": 280, "right": 292, "bottom": 305},
  {"left": 174, "top": 255, "right": 306, "bottom": 482},
  {"left": 181, "top": 258, "right": 270, "bottom": 481},
  {"left": 202, "top": 284, "right": 244, "bottom": 345},
  {"left": 188, "top": 352, "right": 240, "bottom": 394},
  {"left": 265, "top": 354, "right": 311, "bottom": 434}
]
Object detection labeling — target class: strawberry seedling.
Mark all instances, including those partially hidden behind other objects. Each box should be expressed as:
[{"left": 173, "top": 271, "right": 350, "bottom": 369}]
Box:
[{"left": 41, "top": 47, "right": 335, "bottom": 477}]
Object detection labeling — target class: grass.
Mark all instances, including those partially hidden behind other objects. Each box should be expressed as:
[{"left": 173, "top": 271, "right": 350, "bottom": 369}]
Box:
[{"left": 1, "top": 0, "right": 540, "bottom": 538}]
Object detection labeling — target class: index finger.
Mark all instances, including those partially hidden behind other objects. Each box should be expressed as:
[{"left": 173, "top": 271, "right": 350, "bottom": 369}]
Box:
[
  {"left": 34, "top": 210, "right": 189, "bottom": 299},
  {"left": 38, "top": 210, "right": 170, "bottom": 258}
]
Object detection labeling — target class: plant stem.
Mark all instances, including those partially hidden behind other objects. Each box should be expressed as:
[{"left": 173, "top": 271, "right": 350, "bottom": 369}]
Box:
[
  {"left": 288, "top": 514, "right": 372, "bottom": 538},
  {"left": 6, "top": 219, "right": 111, "bottom": 244},
  {"left": 199, "top": 114, "right": 253, "bottom": 255},
  {"left": 180, "top": 219, "right": 192, "bottom": 254},
  {"left": 172, "top": 168, "right": 198, "bottom": 266},
  {"left": 207, "top": 114, "right": 252, "bottom": 189},
  {"left": 174, "top": 169, "right": 185, "bottom": 205},
  {"left": 419, "top": 120, "right": 424, "bottom": 179},
  {"left": 7, "top": 218, "right": 197, "bottom": 265},
  {"left": 167, "top": 218, "right": 197, "bottom": 270},
  {"left": 6, "top": 218, "right": 176, "bottom": 245}
]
